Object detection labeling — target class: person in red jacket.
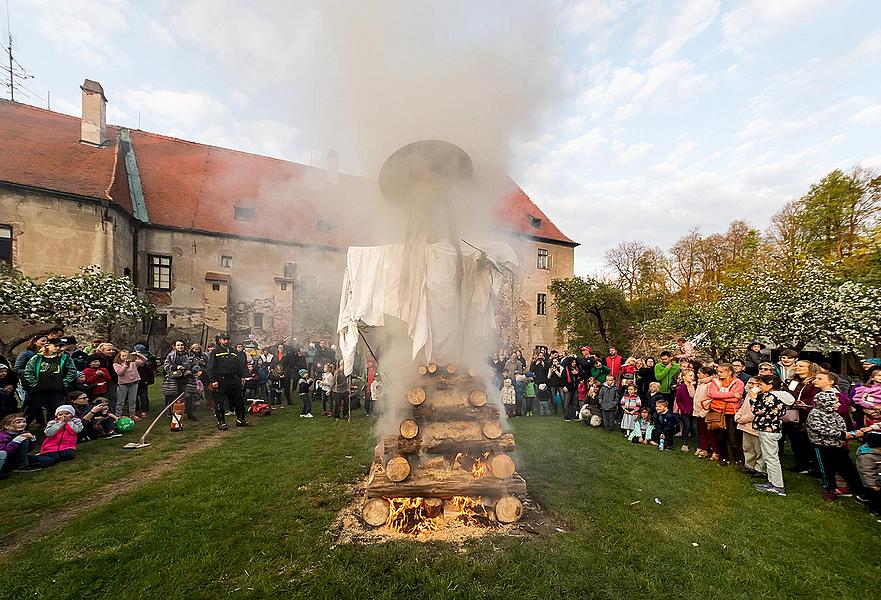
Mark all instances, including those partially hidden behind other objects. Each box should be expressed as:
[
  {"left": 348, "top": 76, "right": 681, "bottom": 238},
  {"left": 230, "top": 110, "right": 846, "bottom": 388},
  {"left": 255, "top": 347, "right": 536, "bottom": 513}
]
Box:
[
  {"left": 605, "top": 347, "right": 623, "bottom": 381},
  {"left": 707, "top": 363, "right": 745, "bottom": 466},
  {"left": 82, "top": 355, "right": 111, "bottom": 400}
]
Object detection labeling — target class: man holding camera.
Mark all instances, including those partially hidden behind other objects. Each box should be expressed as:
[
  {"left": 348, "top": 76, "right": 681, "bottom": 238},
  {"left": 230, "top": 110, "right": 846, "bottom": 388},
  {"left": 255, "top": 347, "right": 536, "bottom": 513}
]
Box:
[{"left": 206, "top": 333, "right": 249, "bottom": 430}]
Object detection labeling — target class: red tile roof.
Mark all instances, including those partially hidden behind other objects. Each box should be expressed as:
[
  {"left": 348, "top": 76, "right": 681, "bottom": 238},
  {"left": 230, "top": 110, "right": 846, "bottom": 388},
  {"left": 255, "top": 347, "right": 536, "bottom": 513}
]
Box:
[
  {"left": 0, "top": 100, "right": 576, "bottom": 247},
  {"left": 0, "top": 100, "right": 131, "bottom": 212}
]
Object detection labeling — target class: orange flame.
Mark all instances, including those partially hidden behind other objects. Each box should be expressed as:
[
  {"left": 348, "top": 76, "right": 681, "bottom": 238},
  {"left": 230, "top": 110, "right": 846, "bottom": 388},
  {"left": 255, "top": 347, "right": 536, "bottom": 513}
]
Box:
[
  {"left": 470, "top": 451, "right": 491, "bottom": 478},
  {"left": 386, "top": 497, "right": 444, "bottom": 535},
  {"left": 449, "top": 496, "right": 496, "bottom": 526}
]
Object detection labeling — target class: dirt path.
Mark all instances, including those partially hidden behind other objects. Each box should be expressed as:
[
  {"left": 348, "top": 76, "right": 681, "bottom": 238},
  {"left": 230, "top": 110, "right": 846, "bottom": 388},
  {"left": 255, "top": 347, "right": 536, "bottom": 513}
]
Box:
[{"left": 0, "top": 431, "right": 229, "bottom": 562}]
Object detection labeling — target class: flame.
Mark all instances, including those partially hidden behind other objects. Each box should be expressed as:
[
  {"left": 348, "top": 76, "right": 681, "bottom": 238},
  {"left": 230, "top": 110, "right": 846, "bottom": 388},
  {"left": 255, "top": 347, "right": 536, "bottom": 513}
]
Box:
[
  {"left": 386, "top": 497, "right": 444, "bottom": 535},
  {"left": 449, "top": 496, "right": 496, "bottom": 527},
  {"left": 470, "top": 451, "right": 490, "bottom": 478}
]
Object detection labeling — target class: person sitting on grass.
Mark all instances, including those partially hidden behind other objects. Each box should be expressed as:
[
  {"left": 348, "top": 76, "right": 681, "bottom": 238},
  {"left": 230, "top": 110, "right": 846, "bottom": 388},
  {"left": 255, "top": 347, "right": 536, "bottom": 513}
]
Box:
[
  {"left": 652, "top": 398, "right": 678, "bottom": 450},
  {"left": 628, "top": 407, "right": 655, "bottom": 445},
  {"left": 69, "top": 392, "right": 119, "bottom": 440},
  {"left": 0, "top": 414, "right": 55, "bottom": 476},
  {"left": 806, "top": 372, "right": 868, "bottom": 504},
  {"left": 39, "top": 404, "right": 83, "bottom": 463},
  {"left": 598, "top": 374, "right": 619, "bottom": 431},
  {"left": 620, "top": 384, "right": 641, "bottom": 435}
]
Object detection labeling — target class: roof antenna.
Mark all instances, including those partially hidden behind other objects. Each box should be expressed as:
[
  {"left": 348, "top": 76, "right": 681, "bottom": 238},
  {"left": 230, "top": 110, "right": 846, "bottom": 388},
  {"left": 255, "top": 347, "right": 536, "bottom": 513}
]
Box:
[{"left": 1, "top": 0, "right": 37, "bottom": 102}]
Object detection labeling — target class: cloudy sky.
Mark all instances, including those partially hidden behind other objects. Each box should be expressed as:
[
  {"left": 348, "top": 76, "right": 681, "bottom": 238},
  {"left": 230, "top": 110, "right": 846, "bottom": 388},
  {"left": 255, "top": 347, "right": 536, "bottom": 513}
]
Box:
[{"left": 6, "top": 1, "right": 881, "bottom": 275}]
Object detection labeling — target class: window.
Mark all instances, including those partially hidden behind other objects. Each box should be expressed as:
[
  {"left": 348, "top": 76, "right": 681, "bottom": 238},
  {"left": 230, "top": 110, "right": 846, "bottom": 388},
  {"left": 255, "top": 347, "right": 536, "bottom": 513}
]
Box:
[
  {"left": 537, "top": 248, "right": 549, "bottom": 270},
  {"left": 147, "top": 255, "right": 172, "bottom": 290},
  {"left": 212, "top": 283, "right": 221, "bottom": 292},
  {"left": 529, "top": 215, "right": 542, "bottom": 229},
  {"left": 221, "top": 255, "right": 233, "bottom": 268},
  {"left": 280, "top": 282, "right": 287, "bottom": 291},
  {"left": 537, "top": 293, "right": 547, "bottom": 316},
  {"left": 142, "top": 314, "right": 168, "bottom": 335},
  {"left": 234, "top": 206, "right": 254, "bottom": 221},
  {"left": 0, "top": 225, "right": 11, "bottom": 265},
  {"left": 283, "top": 262, "right": 297, "bottom": 279},
  {"left": 253, "top": 313, "right": 264, "bottom": 329}
]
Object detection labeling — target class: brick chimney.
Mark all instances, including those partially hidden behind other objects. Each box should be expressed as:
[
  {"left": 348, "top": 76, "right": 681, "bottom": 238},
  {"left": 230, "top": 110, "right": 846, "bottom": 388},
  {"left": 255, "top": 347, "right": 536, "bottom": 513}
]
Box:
[
  {"left": 327, "top": 149, "right": 339, "bottom": 184},
  {"left": 80, "top": 79, "right": 107, "bottom": 146}
]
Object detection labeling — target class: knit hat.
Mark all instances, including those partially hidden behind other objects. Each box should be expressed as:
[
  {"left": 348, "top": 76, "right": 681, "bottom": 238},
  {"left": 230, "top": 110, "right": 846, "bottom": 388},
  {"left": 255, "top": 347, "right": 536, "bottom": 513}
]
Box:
[
  {"left": 87, "top": 354, "right": 102, "bottom": 364},
  {"left": 55, "top": 404, "right": 75, "bottom": 416},
  {"left": 861, "top": 357, "right": 881, "bottom": 366}
]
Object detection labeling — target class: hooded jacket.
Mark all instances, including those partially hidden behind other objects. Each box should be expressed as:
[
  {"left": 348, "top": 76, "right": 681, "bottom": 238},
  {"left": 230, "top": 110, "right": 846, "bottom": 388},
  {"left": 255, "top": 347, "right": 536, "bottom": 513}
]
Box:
[
  {"left": 750, "top": 390, "right": 794, "bottom": 434},
  {"left": 598, "top": 383, "right": 619, "bottom": 410},
  {"left": 805, "top": 390, "right": 846, "bottom": 447},
  {"left": 40, "top": 418, "right": 83, "bottom": 454}
]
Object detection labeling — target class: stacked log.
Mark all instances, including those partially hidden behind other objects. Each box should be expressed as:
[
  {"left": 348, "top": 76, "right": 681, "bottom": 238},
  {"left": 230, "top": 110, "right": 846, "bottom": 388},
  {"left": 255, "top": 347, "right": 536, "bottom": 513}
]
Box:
[{"left": 363, "top": 363, "right": 525, "bottom": 527}]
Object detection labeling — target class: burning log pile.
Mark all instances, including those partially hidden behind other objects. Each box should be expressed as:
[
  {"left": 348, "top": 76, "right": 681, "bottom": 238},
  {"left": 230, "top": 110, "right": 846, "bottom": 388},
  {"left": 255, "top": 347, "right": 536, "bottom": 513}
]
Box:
[{"left": 362, "top": 363, "right": 525, "bottom": 533}]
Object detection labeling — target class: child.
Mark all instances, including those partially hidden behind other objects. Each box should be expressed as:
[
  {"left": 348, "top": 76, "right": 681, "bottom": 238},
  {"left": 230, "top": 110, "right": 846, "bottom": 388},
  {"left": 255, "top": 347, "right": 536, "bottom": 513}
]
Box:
[
  {"left": 369, "top": 373, "right": 383, "bottom": 418},
  {"left": 500, "top": 378, "right": 516, "bottom": 417},
  {"left": 513, "top": 373, "right": 526, "bottom": 417},
  {"left": 320, "top": 364, "right": 334, "bottom": 416},
  {"left": 806, "top": 372, "right": 867, "bottom": 501},
  {"left": 0, "top": 414, "right": 54, "bottom": 474},
  {"left": 620, "top": 384, "right": 641, "bottom": 435},
  {"left": 113, "top": 349, "right": 145, "bottom": 420},
  {"left": 674, "top": 369, "right": 697, "bottom": 453},
  {"left": 653, "top": 399, "right": 679, "bottom": 450},
  {"left": 524, "top": 376, "right": 537, "bottom": 416},
  {"left": 736, "top": 377, "right": 764, "bottom": 476},
  {"left": 537, "top": 383, "right": 551, "bottom": 416},
  {"left": 629, "top": 407, "right": 655, "bottom": 444},
  {"left": 268, "top": 364, "right": 285, "bottom": 407},
  {"left": 598, "top": 375, "right": 619, "bottom": 431},
  {"left": 297, "top": 368, "right": 314, "bottom": 418},
  {"left": 39, "top": 404, "right": 83, "bottom": 463},
  {"left": 751, "top": 374, "right": 793, "bottom": 496},
  {"left": 242, "top": 362, "right": 260, "bottom": 400},
  {"left": 70, "top": 392, "right": 119, "bottom": 440},
  {"left": 645, "top": 381, "right": 664, "bottom": 415},
  {"left": 853, "top": 430, "right": 880, "bottom": 516},
  {"left": 621, "top": 357, "right": 638, "bottom": 381}
]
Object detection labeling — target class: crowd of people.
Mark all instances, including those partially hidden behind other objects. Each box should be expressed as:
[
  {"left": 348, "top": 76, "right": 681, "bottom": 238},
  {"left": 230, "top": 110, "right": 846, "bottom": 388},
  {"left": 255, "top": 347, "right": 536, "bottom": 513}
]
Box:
[
  {"left": 490, "top": 341, "right": 881, "bottom": 517},
  {"left": 0, "top": 328, "right": 363, "bottom": 479}
]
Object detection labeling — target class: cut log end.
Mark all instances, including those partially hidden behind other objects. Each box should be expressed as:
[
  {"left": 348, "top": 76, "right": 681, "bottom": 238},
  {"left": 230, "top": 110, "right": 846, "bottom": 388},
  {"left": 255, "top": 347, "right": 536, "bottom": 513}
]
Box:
[
  {"left": 468, "top": 389, "right": 487, "bottom": 407},
  {"left": 495, "top": 496, "right": 524, "bottom": 523},
  {"left": 490, "top": 454, "right": 516, "bottom": 479},
  {"left": 399, "top": 419, "right": 419, "bottom": 439},
  {"left": 417, "top": 365, "right": 428, "bottom": 376},
  {"left": 362, "top": 498, "right": 390, "bottom": 527},
  {"left": 424, "top": 497, "right": 444, "bottom": 518},
  {"left": 386, "top": 456, "right": 411, "bottom": 482},
  {"left": 482, "top": 421, "right": 503, "bottom": 440},
  {"left": 406, "top": 387, "right": 426, "bottom": 406},
  {"left": 445, "top": 363, "right": 458, "bottom": 374},
  {"left": 427, "top": 363, "right": 438, "bottom": 374}
]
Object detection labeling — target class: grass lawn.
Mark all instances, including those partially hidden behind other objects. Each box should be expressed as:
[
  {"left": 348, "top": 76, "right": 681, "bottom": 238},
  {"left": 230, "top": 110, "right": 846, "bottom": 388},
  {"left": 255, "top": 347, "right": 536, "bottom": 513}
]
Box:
[{"left": 0, "top": 406, "right": 878, "bottom": 599}]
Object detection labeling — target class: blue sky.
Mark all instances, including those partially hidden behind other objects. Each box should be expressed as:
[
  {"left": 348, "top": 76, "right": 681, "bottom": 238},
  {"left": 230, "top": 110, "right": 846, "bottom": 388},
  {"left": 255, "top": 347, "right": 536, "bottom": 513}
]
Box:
[{"left": 5, "top": 1, "right": 881, "bottom": 275}]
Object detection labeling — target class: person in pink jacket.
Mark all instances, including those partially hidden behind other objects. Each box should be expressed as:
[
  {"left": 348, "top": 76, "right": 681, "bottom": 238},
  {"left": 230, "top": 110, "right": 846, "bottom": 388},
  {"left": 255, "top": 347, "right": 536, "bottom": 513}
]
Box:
[
  {"left": 39, "top": 404, "right": 83, "bottom": 463},
  {"left": 853, "top": 368, "right": 881, "bottom": 426},
  {"left": 706, "top": 363, "right": 745, "bottom": 466},
  {"left": 736, "top": 377, "right": 764, "bottom": 476},
  {"left": 113, "top": 349, "right": 146, "bottom": 420}
]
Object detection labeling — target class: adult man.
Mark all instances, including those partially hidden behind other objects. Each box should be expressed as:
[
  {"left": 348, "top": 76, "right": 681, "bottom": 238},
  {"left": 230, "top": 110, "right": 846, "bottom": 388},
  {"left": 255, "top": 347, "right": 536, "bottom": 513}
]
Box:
[
  {"left": 207, "top": 333, "right": 249, "bottom": 430},
  {"left": 314, "top": 340, "right": 335, "bottom": 376},
  {"left": 530, "top": 353, "right": 548, "bottom": 386},
  {"left": 731, "top": 359, "right": 751, "bottom": 385},
  {"left": 575, "top": 346, "right": 595, "bottom": 382},
  {"left": 605, "top": 347, "right": 622, "bottom": 381},
  {"left": 653, "top": 351, "right": 681, "bottom": 404},
  {"left": 775, "top": 349, "right": 798, "bottom": 384}
]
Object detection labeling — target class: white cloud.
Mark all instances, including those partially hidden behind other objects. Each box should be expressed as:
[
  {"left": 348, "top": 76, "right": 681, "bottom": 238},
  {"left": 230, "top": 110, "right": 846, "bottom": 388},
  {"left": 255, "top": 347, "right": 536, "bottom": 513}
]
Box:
[
  {"left": 649, "top": 0, "right": 720, "bottom": 63},
  {"left": 28, "top": 0, "right": 130, "bottom": 69},
  {"left": 848, "top": 105, "right": 881, "bottom": 124},
  {"left": 722, "top": 0, "right": 845, "bottom": 49},
  {"left": 120, "top": 89, "right": 227, "bottom": 128}
]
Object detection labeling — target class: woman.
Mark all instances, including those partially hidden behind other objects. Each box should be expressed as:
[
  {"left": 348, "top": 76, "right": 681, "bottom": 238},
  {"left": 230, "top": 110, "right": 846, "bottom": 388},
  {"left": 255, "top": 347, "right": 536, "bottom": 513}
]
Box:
[
  {"left": 162, "top": 341, "right": 198, "bottom": 421},
  {"left": 694, "top": 366, "right": 718, "bottom": 459},
  {"left": 547, "top": 358, "right": 564, "bottom": 416},
  {"left": 563, "top": 362, "right": 581, "bottom": 421},
  {"left": 782, "top": 360, "right": 819, "bottom": 474},
  {"left": 637, "top": 357, "right": 656, "bottom": 399},
  {"left": 23, "top": 338, "right": 77, "bottom": 428}
]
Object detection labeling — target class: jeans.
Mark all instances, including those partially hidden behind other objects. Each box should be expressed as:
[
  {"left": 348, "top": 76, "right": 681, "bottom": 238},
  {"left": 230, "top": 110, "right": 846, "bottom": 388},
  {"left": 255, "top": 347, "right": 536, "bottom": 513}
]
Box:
[
  {"left": 136, "top": 382, "right": 150, "bottom": 414},
  {"left": 601, "top": 409, "right": 617, "bottom": 431},
  {"left": 549, "top": 387, "right": 563, "bottom": 414},
  {"left": 680, "top": 414, "right": 699, "bottom": 448},
  {"left": 26, "top": 389, "right": 66, "bottom": 428},
  {"left": 782, "top": 422, "right": 815, "bottom": 472},
  {"left": 759, "top": 431, "right": 784, "bottom": 488},
  {"left": 815, "top": 445, "right": 866, "bottom": 494},
  {"left": 41, "top": 449, "right": 74, "bottom": 463},
  {"left": 300, "top": 392, "right": 312, "bottom": 416},
  {"left": 115, "top": 382, "right": 139, "bottom": 416},
  {"left": 538, "top": 400, "right": 551, "bottom": 416},
  {"left": 563, "top": 390, "right": 578, "bottom": 420},
  {"left": 332, "top": 391, "right": 347, "bottom": 419}
]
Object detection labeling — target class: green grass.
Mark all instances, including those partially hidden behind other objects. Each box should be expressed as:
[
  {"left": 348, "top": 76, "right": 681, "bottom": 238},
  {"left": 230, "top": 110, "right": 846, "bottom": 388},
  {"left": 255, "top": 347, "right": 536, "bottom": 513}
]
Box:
[{"left": 0, "top": 410, "right": 878, "bottom": 599}]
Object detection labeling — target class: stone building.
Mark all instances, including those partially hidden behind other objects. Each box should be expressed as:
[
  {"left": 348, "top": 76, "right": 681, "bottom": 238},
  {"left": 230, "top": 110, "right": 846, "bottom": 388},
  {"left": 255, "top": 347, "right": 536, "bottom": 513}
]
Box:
[{"left": 0, "top": 81, "right": 577, "bottom": 352}]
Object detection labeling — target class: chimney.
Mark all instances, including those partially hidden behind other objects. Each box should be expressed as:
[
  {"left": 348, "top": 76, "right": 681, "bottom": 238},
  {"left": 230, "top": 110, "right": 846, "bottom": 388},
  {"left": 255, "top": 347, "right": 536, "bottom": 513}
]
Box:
[
  {"left": 80, "top": 79, "right": 108, "bottom": 146},
  {"left": 327, "top": 149, "right": 339, "bottom": 184}
]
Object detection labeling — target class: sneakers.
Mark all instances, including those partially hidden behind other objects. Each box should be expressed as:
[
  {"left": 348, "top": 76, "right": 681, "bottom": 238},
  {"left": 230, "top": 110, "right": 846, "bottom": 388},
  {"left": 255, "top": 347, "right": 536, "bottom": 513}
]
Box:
[
  {"left": 131, "top": 415, "right": 142, "bottom": 422},
  {"left": 13, "top": 464, "right": 43, "bottom": 473},
  {"left": 680, "top": 445, "right": 689, "bottom": 452},
  {"left": 217, "top": 422, "right": 228, "bottom": 431},
  {"left": 106, "top": 433, "right": 123, "bottom": 439},
  {"left": 710, "top": 453, "right": 720, "bottom": 461},
  {"left": 755, "top": 483, "right": 786, "bottom": 496},
  {"left": 855, "top": 494, "right": 869, "bottom": 506},
  {"left": 834, "top": 487, "right": 853, "bottom": 497},
  {"left": 695, "top": 449, "right": 708, "bottom": 458},
  {"left": 299, "top": 414, "right": 303, "bottom": 418},
  {"left": 224, "top": 411, "right": 234, "bottom": 416},
  {"left": 304, "top": 413, "right": 314, "bottom": 418},
  {"left": 235, "top": 420, "right": 251, "bottom": 427}
]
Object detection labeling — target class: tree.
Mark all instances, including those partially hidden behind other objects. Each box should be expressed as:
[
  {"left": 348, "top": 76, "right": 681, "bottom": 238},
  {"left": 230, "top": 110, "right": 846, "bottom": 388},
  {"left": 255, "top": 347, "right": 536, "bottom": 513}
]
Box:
[
  {"left": 549, "top": 276, "right": 631, "bottom": 353},
  {"left": 0, "top": 265, "right": 155, "bottom": 356},
  {"left": 605, "top": 241, "right": 648, "bottom": 300}
]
